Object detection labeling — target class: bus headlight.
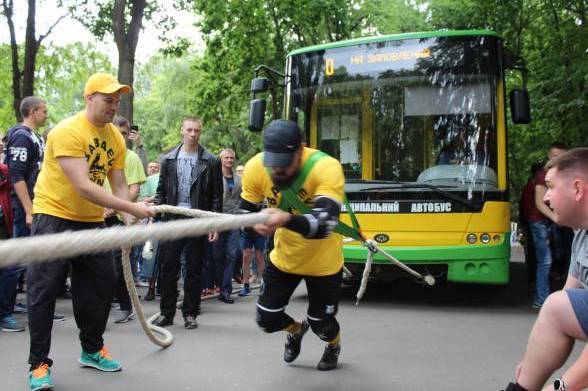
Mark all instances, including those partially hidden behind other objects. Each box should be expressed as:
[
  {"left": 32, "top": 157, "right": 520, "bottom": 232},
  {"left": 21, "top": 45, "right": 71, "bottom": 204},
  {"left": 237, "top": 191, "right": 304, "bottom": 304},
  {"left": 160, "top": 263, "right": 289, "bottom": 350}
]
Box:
[
  {"left": 466, "top": 234, "right": 477, "bottom": 244},
  {"left": 480, "top": 233, "right": 491, "bottom": 244}
]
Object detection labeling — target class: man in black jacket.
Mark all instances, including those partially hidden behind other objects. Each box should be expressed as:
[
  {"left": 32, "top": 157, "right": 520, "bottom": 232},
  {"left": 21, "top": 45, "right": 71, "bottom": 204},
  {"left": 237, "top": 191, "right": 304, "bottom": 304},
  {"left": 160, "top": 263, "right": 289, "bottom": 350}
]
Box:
[{"left": 152, "top": 116, "right": 223, "bottom": 329}]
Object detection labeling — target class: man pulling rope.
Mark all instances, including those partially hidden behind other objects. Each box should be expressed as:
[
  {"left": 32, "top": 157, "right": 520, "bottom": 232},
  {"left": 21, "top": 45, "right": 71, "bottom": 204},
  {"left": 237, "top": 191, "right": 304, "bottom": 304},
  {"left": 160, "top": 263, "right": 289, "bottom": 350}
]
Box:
[{"left": 25, "top": 73, "right": 154, "bottom": 391}]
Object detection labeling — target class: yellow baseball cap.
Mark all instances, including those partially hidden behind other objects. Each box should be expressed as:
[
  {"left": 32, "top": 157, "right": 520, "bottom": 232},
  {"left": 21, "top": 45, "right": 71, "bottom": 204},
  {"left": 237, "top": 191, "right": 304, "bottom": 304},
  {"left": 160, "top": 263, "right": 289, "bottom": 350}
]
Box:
[{"left": 84, "top": 72, "right": 132, "bottom": 96}]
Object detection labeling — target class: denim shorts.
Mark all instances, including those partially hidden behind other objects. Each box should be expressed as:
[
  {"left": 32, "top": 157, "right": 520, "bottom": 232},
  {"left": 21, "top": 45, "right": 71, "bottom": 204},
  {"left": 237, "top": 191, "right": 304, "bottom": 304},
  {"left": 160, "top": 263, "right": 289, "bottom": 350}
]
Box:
[
  {"left": 566, "top": 288, "right": 588, "bottom": 338},
  {"left": 240, "top": 231, "right": 266, "bottom": 251}
]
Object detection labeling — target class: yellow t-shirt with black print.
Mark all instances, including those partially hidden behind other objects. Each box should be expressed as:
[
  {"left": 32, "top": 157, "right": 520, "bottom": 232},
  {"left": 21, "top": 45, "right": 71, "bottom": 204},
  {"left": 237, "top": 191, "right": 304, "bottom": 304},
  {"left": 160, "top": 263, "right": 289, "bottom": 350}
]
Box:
[
  {"left": 241, "top": 147, "right": 345, "bottom": 276},
  {"left": 33, "top": 111, "right": 126, "bottom": 222}
]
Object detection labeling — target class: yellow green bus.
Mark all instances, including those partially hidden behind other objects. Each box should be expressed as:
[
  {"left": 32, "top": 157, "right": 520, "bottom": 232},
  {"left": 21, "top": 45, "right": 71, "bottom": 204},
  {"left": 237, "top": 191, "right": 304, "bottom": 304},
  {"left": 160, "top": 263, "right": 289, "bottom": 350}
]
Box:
[{"left": 250, "top": 30, "right": 530, "bottom": 285}]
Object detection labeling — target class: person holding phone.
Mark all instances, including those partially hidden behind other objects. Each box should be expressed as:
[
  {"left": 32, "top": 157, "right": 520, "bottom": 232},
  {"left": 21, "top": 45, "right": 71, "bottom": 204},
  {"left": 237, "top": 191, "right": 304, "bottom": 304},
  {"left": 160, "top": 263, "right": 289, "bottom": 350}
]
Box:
[{"left": 128, "top": 125, "right": 148, "bottom": 173}]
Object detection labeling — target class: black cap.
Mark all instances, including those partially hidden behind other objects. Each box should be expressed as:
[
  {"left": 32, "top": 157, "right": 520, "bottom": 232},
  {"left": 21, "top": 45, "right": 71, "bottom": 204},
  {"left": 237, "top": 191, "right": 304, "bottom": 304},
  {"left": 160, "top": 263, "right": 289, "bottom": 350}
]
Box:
[{"left": 263, "top": 120, "right": 302, "bottom": 167}]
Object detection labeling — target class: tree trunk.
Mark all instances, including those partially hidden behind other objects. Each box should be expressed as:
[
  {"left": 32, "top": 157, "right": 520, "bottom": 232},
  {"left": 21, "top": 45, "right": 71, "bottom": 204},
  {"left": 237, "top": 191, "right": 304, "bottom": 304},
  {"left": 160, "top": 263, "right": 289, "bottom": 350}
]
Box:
[
  {"left": 2, "top": 0, "right": 63, "bottom": 123},
  {"left": 3, "top": 0, "right": 23, "bottom": 122},
  {"left": 117, "top": 51, "right": 135, "bottom": 122},
  {"left": 22, "top": 0, "right": 38, "bottom": 98},
  {"left": 112, "top": 0, "right": 146, "bottom": 124}
]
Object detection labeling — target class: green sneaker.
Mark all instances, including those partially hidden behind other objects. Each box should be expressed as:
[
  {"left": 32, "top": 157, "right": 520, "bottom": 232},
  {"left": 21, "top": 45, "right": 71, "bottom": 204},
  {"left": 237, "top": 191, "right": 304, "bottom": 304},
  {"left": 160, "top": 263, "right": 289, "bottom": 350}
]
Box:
[
  {"left": 79, "top": 347, "right": 122, "bottom": 372},
  {"left": 29, "top": 363, "right": 54, "bottom": 390}
]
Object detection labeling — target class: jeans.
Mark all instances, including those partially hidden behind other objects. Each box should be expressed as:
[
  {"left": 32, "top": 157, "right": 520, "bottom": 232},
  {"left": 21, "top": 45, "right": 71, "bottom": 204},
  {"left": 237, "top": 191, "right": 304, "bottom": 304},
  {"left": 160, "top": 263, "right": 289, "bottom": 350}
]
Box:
[
  {"left": 214, "top": 229, "right": 240, "bottom": 297},
  {"left": 530, "top": 220, "right": 553, "bottom": 305},
  {"left": 203, "top": 243, "right": 220, "bottom": 290},
  {"left": 0, "top": 265, "right": 25, "bottom": 317},
  {"left": 0, "top": 206, "right": 30, "bottom": 318}
]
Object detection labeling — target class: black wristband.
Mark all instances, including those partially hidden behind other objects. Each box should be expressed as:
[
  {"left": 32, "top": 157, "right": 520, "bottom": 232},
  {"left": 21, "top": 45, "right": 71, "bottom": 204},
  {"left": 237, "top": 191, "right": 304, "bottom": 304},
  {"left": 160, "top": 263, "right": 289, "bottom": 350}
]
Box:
[
  {"left": 284, "top": 214, "right": 310, "bottom": 236},
  {"left": 554, "top": 378, "right": 566, "bottom": 391}
]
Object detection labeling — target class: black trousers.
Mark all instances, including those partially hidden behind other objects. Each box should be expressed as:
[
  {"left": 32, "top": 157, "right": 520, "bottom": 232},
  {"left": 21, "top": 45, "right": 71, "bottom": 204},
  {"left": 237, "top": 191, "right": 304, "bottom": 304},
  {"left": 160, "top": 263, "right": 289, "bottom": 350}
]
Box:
[
  {"left": 159, "top": 234, "right": 205, "bottom": 318},
  {"left": 256, "top": 261, "right": 342, "bottom": 341},
  {"left": 27, "top": 214, "right": 115, "bottom": 368},
  {"left": 105, "top": 217, "right": 132, "bottom": 311}
]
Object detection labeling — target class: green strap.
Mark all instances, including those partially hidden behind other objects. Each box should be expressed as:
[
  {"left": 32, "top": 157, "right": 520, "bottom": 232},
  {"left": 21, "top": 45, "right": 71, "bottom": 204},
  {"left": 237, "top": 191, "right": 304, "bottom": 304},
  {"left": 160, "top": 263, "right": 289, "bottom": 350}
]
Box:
[
  {"left": 280, "top": 189, "right": 362, "bottom": 240},
  {"left": 276, "top": 150, "right": 328, "bottom": 210},
  {"left": 264, "top": 150, "right": 362, "bottom": 241}
]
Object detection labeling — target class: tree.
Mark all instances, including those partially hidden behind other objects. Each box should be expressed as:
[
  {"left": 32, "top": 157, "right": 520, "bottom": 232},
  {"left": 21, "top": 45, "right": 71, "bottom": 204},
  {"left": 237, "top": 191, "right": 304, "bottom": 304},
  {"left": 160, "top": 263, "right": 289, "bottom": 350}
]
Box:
[
  {"left": 1, "top": 0, "right": 66, "bottom": 122},
  {"left": 36, "top": 43, "right": 114, "bottom": 125},
  {"left": 61, "top": 0, "right": 189, "bottom": 123},
  {"left": 188, "top": 0, "right": 379, "bottom": 160},
  {"left": 0, "top": 42, "right": 113, "bottom": 131}
]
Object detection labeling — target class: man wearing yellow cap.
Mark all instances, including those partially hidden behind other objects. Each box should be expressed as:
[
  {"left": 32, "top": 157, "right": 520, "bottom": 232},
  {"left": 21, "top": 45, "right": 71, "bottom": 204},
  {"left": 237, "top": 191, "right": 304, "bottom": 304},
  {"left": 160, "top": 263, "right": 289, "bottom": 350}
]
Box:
[{"left": 26, "top": 73, "right": 155, "bottom": 391}]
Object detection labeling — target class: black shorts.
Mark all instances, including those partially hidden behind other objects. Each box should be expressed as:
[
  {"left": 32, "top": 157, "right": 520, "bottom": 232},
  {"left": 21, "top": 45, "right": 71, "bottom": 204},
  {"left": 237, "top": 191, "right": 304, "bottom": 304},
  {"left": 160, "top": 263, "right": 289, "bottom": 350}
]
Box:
[{"left": 257, "top": 261, "right": 342, "bottom": 320}]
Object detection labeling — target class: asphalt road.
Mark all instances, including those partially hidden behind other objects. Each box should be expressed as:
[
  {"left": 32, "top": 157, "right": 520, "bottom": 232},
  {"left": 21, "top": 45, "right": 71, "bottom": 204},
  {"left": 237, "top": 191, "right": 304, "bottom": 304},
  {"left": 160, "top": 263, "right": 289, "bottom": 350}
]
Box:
[{"left": 1, "top": 246, "right": 581, "bottom": 391}]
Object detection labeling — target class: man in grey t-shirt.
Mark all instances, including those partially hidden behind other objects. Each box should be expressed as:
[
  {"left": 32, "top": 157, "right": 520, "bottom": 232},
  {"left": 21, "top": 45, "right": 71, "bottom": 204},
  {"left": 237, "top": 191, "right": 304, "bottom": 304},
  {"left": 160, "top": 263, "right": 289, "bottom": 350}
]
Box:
[
  {"left": 176, "top": 150, "right": 198, "bottom": 208},
  {"left": 153, "top": 116, "right": 222, "bottom": 330},
  {"left": 502, "top": 148, "right": 588, "bottom": 391}
]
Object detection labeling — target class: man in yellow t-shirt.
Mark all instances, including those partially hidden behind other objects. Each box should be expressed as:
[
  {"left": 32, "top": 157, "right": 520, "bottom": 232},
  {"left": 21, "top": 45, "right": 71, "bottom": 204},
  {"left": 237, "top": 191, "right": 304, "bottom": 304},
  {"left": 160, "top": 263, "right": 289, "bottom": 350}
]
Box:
[
  {"left": 26, "top": 73, "right": 155, "bottom": 391},
  {"left": 104, "top": 116, "right": 147, "bottom": 325},
  {"left": 240, "top": 119, "right": 345, "bottom": 371}
]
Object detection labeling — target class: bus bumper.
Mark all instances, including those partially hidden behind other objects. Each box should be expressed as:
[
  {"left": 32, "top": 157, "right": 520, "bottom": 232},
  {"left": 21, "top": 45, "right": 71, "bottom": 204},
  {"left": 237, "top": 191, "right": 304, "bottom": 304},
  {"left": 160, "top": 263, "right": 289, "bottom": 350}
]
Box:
[{"left": 343, "top": 237, "right": 511, "bottom": 285}]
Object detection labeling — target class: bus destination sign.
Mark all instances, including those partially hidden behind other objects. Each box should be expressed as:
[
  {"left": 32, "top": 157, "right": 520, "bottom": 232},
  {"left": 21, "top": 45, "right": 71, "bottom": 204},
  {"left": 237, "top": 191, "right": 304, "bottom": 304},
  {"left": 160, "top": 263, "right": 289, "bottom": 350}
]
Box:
[{"left": 324, "top": 42, "right": 433, "bottom": 77}]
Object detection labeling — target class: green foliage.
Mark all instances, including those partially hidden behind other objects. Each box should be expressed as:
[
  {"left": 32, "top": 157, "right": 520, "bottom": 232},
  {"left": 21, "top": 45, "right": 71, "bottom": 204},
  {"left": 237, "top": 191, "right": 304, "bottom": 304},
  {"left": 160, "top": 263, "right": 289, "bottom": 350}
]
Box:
[
  {"left": 0, "top": 42, "right": 112, "bottom": 132},
  {"left": 372, "top": 0, "right": 429, "bottom": 34},
  {"left": 0, "top": 45, "right": 14, "bottom": 134},
  {"left": 59, "top": 0, "right": 191, "bottom": 57},
  {"left": 36, "top": 43, "right": 113, "bottom": 126},
  {"left": 134, "top": 55, "right": 201, "bottom": 160},
  {"left": 187, "top": 0, "right": 382, "bottom": 161}
]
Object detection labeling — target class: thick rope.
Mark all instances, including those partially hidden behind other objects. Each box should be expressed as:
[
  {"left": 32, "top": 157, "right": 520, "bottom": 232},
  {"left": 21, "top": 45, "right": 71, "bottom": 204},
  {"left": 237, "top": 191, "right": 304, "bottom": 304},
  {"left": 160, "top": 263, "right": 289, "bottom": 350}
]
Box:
[
  {"left": 0, "top": 212, "right": 267, "bottom": 268},
  {"left": 121, "top": 246, "right": 174, "bottom": 347},
  {"left": 355, "top": 244, "right": 374, "bottom": 306},
  {"left": 355, "top": 239, "right": 435, "bottom": 306},
  {"left": 0, "top": 207, "right": 268, "bottom": 349}
]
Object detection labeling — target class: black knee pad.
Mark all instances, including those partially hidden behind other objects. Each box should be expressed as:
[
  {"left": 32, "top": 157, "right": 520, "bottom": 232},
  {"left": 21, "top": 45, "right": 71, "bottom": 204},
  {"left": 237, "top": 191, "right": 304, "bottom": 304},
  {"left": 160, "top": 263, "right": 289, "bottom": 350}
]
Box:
[
  {"left": 256, "top": 306, "right": 289, "bottom": 333},
  {"left": 307, "top": 316, "right": 340, "bottom": 342}
]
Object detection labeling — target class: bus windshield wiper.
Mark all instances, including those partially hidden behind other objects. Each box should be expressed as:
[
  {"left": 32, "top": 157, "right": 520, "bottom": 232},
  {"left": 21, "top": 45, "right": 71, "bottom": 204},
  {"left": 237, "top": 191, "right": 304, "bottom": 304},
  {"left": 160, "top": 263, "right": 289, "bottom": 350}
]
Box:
[
  {"left": 359, "top": 182, "right": 482, "bottom": 212},
  {"left": 346, "top": 179, "right": 397, "bottom": 184}
]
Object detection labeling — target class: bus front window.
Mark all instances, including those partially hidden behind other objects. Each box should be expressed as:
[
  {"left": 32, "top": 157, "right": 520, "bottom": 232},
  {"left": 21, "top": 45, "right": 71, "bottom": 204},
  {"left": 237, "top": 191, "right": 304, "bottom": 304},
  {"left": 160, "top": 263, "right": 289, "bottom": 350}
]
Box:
[{"left": 289, "top": 35, "right": 501, "bottom": 191}]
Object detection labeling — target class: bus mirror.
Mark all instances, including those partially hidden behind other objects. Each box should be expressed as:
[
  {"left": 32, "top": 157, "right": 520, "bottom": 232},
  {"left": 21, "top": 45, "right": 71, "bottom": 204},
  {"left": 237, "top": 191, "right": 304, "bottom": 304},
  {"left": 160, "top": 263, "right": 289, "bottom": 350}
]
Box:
[
  {"left": 251, "top": 77, "right": 270, "bottom": 93},
  {"left": 509, "top": 89, "right": 531, "bottom": 124},
  {"left": 248, "top": 98, "right": 266, "bottom": 132}
]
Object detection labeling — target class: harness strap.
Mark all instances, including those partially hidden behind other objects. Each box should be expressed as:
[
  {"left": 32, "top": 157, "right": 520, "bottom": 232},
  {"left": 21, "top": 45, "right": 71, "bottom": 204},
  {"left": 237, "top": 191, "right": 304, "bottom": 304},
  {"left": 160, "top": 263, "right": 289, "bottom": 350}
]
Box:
[{"left": 265, "top": 151, "right": 363, "bottom": 241}]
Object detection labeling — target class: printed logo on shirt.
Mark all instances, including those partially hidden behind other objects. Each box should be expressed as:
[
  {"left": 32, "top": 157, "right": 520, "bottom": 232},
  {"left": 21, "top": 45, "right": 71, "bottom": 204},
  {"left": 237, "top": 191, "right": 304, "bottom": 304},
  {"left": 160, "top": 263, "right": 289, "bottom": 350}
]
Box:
[
  {"left": 9, "top": 147, "right": 28, "bottom": 162},
  {"left": 85, "top": 138, "right": 116, "bottom": 186},
  {"left": 266, "top": 185, "right": 312, "bottom": 211}
]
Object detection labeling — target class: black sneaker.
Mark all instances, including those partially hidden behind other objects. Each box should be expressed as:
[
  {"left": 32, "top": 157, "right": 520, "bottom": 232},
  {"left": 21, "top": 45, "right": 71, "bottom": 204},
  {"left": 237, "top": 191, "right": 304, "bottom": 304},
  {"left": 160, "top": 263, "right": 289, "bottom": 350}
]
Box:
[
  {"left": 317, "top": 344, "right": 340, "bottom": 371},
  {"left": 184, "top": 316, "right": 198, "bottom": 329},
  {"left": 501, "top": 383, "right": 529, "bottom": 391},
  {"left": 284, "top": 320, "right": 309, "bottom": 363},
  {"left": 144, "top": 289, "right": 155, "bottom": 301},
  {"left": 218, "top": 295, "right": 234, "bottom": 304},
  {"left": 152, "top": 314, "right": 173, "bottom": 327}
]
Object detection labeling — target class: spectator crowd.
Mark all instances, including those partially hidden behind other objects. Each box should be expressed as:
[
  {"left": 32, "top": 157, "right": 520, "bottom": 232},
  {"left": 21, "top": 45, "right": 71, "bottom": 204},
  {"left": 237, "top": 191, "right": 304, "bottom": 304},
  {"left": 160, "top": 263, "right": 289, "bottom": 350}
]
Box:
[{"left": 0, "top": 88, "right": 267, "bottom": 336}]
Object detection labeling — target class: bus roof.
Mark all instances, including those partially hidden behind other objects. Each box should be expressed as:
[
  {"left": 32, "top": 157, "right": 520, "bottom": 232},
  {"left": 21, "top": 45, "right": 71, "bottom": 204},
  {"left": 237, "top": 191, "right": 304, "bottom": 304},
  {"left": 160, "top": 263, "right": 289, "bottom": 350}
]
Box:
[{"left": 288, "top": 30, "right": 501, "bottom": 57}]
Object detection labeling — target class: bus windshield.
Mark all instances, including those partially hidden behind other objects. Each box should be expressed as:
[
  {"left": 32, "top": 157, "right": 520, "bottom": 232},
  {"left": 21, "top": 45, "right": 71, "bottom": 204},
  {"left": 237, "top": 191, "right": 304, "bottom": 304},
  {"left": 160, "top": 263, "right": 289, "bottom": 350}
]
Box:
[{"left": 287, "top": 35, "right": 501, "bottom": 192}]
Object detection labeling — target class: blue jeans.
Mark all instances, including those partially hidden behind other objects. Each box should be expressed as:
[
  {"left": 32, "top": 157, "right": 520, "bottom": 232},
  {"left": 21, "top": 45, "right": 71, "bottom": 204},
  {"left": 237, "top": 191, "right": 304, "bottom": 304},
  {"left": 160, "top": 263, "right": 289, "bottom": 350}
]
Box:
[
  {"left": 204, "top": 243, "right": 220, "bottom": 290},
  {"left": 0, "top": 206, "right": 29, "bottom": 317},
  {"left": 530, "top": 220, "right": 553, "bottom": 305},
  {"left": 214, "top": 229, "right": 240, "bottom": 297}
]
